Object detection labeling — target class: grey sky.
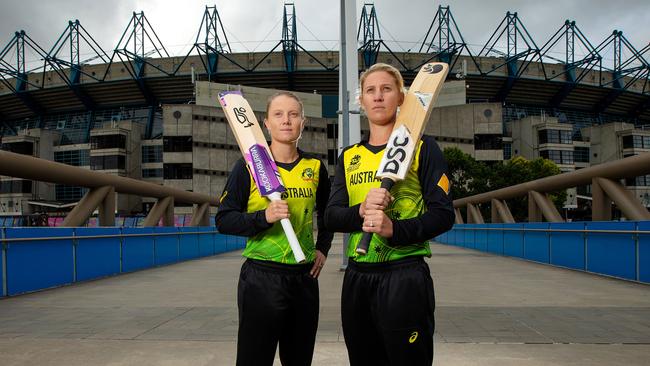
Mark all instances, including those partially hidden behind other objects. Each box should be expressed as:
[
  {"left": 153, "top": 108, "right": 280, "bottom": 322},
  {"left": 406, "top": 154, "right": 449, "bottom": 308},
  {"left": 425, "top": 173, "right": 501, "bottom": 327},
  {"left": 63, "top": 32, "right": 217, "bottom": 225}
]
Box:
[{"left": 1, "top": 0, "right": 648, "bottom": 69}]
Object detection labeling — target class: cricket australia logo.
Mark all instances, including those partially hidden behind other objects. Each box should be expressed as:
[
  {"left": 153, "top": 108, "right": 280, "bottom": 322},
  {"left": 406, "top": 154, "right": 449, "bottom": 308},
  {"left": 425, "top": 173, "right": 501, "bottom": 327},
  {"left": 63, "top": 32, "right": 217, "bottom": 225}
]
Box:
[
  {"left": 301, "top": 167, "right": 315, "bottom": 182},
  {"left": 346, "top": 154, "right": 362, "bottom": 173},
  {"left": 422, "top": 63, "right": 444, "bottom": 74},
  {"left": 233, "top": 107, "right": 253, "bottom": 128}
]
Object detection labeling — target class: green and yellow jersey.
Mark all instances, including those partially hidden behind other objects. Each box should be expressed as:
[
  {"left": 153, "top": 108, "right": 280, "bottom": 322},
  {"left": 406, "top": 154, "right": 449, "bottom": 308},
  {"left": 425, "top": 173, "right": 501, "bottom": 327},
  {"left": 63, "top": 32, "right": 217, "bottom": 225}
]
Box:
[
  {"left": 325, "top": 135, "right": 454, "bottom": 263},
  {"left": 216, "top": 151, "right": 333, "bottom": 264}
]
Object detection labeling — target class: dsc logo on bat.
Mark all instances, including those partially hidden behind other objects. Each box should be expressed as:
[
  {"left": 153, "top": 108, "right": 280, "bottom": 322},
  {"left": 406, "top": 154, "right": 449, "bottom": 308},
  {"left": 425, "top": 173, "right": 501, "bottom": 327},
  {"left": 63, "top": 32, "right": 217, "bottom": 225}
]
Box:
[{"left": 378, "top": 125, "right": 415, "bottom": 177}]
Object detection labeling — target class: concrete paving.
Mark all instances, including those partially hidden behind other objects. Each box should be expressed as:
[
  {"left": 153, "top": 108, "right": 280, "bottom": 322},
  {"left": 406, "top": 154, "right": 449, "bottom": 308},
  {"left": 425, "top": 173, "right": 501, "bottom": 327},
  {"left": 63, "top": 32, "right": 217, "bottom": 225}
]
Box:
[{"left": 1, "top": 234, "right": 649, "bottom": 365}]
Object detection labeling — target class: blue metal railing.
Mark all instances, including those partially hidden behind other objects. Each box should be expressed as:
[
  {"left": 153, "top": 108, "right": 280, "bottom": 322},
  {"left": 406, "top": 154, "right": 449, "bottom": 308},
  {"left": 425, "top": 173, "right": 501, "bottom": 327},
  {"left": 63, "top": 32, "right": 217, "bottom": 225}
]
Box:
[
  {"left": 0, "top": 227, "right": 246, "bottom": 297},
  {"left": 435, "top": 221, "right": 650, "bottom": 284}
]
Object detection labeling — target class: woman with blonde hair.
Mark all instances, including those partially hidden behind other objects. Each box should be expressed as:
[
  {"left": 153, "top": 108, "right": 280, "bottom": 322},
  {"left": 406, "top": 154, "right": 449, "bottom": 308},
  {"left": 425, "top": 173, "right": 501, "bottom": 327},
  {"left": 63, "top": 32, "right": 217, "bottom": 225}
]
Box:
[
  {"left": 217, "top": 91, "right": 333, "bottom": 366},
  {"left": 325, "top": 63, "right": 454, "bottom": 365}
]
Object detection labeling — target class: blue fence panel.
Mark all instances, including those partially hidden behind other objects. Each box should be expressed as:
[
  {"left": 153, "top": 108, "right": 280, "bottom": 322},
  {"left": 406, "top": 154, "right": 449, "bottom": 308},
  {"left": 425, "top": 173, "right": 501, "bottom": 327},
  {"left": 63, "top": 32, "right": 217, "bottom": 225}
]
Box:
[
  {"left": 179, "top": 227, "right": 200, "bottom": 260},
  {"left": 229, "top": 235, "right": 245, "bottom": 250},
  {"left": 549, "top": 222, "right": 585, "bottom": 271},
  {"left": 198, "top": 227, "right": 215, "bottom": 256},
  {"left": 487, "top": 224, "right": 504, "bottom": 254},
  {"left": 639, "top": 221, "right": 650, "bottom": 283},
  {"left": 152, "top": 227, "right": 179, "bottom": 266},
  {"left": 75, "top": 227, "right": 121, "bottom": 282},
  {"left": 445, "top": 228, "right": 453, "bottom": 245},
  {"left": 462, "top": 225, "right": 474, "bottom": 248},
  {"left": 503, "top": 223, "right": 524, "bottom": 258},
  {"left": 5, "top": 228, "right": 74, "bottom": 296},
  {"left": 523, "top": 223, "right": 550, "bottom": 263},
  {"left": 214, "top": 233, "right": 228, "bottom": 254},
  {"left": 586, "top": 221, "right": 636, "bottom": 281},
  {"left": 122, "top": 227, "right": 154, "bottom": 272},
  {"left": 474, "top": 224, "right": 488, "bottom": 252}
]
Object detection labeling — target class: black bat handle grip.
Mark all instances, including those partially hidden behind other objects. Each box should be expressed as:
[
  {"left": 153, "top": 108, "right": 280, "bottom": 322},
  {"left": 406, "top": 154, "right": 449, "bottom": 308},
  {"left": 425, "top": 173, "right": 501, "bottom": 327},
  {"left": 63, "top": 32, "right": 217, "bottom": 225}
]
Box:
[{"left": 356, "top": 178, "right": 395, "bottom": 255}]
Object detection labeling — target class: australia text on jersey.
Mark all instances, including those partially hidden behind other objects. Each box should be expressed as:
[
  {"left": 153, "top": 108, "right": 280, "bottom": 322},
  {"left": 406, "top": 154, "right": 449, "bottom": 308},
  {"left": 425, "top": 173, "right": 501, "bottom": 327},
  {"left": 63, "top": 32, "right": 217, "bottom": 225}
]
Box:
[{"left": 280, "top": 187, "right": 315, "bottom": 199}]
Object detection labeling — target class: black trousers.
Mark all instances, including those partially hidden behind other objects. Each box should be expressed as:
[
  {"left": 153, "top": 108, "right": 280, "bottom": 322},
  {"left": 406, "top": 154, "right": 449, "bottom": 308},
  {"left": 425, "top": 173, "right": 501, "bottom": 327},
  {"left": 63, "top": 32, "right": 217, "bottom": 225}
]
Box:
[
  {"left": 341, "top": 257, "right": 436, "bottom": 366},
  {"left": 236, "top": 259, "right": 319, "bottom": 366}
]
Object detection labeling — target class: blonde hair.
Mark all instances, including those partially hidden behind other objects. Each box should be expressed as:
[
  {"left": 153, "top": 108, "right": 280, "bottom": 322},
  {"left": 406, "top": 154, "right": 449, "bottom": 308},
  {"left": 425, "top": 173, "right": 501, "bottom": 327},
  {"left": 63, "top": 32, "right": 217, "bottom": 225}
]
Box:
[
  {"left": 359, "top": 63, "right": 405, "bottom": 98},
  {"left": 265, "top": 91, "right": 305, "bottom": 119}
]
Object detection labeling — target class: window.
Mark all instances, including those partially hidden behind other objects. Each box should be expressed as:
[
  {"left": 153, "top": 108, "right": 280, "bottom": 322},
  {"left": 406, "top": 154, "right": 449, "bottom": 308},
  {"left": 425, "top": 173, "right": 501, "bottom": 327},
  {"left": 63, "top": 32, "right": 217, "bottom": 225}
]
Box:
[
  {"left": 0, "top": 180, "right": 32, "bottom": 193},
  {"left": 163, "top": 136, "right": 192, "bottom": 152},
  {"left": 622, "top": 135, "right": 649, "bottom": 149},
  {"left": 142, "top": 145, "right": 163, "bottom": 163},
  {"left": 574, "top": 147, "right": 590, "bottom": 163},
  {"left": 142, "top": 168, "right": 163, "bottom": 178},
  {"left": 540, "top": 149, "right": 573, "bottom": 165},
  {"left": 90, "top": 155, "right": 126, "bottom": 170},
  {"left": 327, "top": 124, "right": 338, "bottom": 139},
  {"left": 560, "top": 130, "right": 572, "bottom": 144},
  {"left": 538, "top": 129, "right": 572, "bottom": 145},
  {"left": 474, "top": 135, "right": 503, "bottom": 150},
  {"left": 1, "top": 141, "right": 34, "bottom": 155},
  {"left": 56, "top": 185, "right": 87, "bottom": 202},
  {"left": 625, "top": 175, "right": 650, "bottom": 187},
  {"left": 164, "top": 163, "right": 193, "bottom": 179},
  {"left": 503, "top": 143, "right": 512, "bottom": 160},
  {"left": 54, "top": 150, "right": 90, "bottom": 166},
  {"left": 90, "top": 134, "right": 126, "bottom": 149},
  {"left": 327, "top": 149, "right": 338, "bottom": 165}
]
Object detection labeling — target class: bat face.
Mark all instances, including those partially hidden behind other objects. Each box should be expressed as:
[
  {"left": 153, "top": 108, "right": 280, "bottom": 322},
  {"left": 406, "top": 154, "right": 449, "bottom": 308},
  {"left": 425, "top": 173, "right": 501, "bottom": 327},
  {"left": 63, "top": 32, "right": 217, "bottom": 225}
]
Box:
[
  {"left": 218, "top": 91, "right": 286, "bottom": 197},
  {"left": 376, "top": 62, "right": 449, "bottom": 182}
]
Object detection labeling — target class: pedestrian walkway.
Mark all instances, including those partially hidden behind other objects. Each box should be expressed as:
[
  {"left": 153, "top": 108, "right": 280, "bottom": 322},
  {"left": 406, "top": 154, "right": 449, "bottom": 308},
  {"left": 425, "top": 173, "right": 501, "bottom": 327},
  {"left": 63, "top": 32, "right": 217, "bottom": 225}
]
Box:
[{"left": 0, "top": 234, "right": 649, "bottom": 365}]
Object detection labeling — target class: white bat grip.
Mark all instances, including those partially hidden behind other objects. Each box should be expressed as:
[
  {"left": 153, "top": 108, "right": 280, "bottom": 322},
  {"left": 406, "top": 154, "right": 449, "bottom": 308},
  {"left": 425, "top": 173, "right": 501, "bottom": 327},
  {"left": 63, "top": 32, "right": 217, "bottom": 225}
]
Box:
[{"left": 268, "top": 192, "right": 306, "bottom": 263}]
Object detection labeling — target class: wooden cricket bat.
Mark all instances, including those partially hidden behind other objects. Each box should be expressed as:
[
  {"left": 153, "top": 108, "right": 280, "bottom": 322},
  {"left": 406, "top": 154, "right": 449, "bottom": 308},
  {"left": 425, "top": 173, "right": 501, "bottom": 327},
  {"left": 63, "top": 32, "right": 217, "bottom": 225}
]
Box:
[
  {"left": 356, "top": 62, "right": 449, "bottom": 255},
  {"left": 218, "top": 91, "right": 306, "bottom": 263}
]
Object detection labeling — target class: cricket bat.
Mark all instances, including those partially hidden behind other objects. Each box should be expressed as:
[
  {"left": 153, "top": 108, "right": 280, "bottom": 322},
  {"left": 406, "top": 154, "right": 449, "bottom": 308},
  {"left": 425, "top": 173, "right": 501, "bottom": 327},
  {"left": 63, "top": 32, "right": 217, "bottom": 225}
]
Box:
[
  {"left": 218, "top": 91, "right": 306, "bottom": 263},
  {"left": 356, "top": 62, "right": 449, "bottom": 255}
]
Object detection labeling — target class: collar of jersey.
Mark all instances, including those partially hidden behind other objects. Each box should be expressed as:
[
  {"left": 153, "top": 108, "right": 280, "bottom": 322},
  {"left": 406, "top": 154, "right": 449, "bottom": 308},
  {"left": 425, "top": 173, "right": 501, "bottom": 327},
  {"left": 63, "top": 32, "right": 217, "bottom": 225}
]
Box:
[
  {"left": 359, "top": 140, "right": 386, "bottom": 155},
  {"left": 274, "top": 149, "right": 304, "bottom": 172}
]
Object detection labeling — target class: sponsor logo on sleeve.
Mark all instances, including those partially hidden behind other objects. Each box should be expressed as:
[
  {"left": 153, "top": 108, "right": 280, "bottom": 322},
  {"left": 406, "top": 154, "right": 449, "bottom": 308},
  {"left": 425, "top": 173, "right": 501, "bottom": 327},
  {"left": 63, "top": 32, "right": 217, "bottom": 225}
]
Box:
[{"left": 437, "top": 173, "right": 450, "bottom": 195}]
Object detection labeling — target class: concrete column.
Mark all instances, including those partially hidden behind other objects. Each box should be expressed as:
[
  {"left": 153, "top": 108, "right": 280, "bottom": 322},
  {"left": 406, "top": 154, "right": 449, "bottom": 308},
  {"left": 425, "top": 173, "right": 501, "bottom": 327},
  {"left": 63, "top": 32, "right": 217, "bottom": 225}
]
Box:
[
  {"left": 591, "top": 178, "right": 612, "bottom": 221},
  {"left": 529, "top": 191, "right": 563, "bottom": 222},
  {"left": 190, "top": 202, "right": 211, "bottom": 226},
  {"left": 63, "top": 186, "right": 114, "bottom": 227},
  {"left": 143, "top": 196, "right": 174, "bottom": 227},
  {"left": 594, "top": 177, "right": 650, "bottom": 220},
  {"left": 454, "top": 208, "right": 464, "bottom": 224},
  {"left": 467, "top": 203, "right": 485, "bottom": 224}
]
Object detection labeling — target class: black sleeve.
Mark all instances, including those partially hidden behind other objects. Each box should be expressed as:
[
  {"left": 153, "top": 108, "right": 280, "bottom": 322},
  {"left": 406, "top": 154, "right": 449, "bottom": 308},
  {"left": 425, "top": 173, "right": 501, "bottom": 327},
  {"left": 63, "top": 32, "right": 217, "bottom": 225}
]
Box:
[
  {"left": 389, "top": 137, "right": 455, "bottom": 246},
  {"left": 314, "top": 161, "right": 334, "bottom": 256},
  {"left": 324, "top": 150, "right": 364, "bottom": 232},
  {"left": 214, "top": 159, "right": 273, "bottom": 236}
]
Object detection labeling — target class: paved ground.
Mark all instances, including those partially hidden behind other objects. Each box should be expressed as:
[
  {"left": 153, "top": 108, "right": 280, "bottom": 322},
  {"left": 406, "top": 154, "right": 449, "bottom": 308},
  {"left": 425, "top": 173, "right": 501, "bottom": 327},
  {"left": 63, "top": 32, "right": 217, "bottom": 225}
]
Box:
[{"left": 1, "top": 234, "right": 649, "bottom": 365}]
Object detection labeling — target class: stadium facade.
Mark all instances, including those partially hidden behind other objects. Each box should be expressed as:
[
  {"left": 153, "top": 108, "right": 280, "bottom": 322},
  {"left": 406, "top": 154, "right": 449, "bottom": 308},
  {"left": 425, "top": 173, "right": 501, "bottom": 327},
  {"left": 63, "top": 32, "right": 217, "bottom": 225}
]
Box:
[{"left": 1, "top": 4, "right": 649, "bottom": 222}]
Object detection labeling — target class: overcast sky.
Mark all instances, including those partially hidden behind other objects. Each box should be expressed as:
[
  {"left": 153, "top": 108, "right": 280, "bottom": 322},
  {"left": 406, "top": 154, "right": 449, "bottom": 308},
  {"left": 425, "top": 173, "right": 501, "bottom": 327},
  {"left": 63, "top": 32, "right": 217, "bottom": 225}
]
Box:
[{"left": 1, "top": 0, "right": 648, "bottom": 70}]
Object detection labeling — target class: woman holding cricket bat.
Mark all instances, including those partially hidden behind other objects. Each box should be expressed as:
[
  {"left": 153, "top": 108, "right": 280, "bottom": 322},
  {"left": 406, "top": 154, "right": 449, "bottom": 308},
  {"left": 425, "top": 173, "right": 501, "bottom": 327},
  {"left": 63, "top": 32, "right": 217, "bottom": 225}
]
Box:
[
  {"left": 325, "top": 63, "right": 455, "bottom": 365},
  {"left": 215, "top": 91, "right": 333, "bottom": 366}
]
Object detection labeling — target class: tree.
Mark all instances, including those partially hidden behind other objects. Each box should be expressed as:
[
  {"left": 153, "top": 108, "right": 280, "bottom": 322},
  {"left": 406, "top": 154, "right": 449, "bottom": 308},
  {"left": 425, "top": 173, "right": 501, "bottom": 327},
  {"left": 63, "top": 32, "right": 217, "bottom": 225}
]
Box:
[{"left": 443, "top": 148, "right": 567, "bottom": 222}]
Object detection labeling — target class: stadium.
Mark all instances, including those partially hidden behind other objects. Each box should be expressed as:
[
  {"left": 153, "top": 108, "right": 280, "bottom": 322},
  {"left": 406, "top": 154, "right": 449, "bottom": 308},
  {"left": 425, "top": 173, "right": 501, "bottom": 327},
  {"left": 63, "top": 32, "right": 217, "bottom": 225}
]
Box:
[{"left": 1, "top": 3, "right": 649, "bottom": 222}]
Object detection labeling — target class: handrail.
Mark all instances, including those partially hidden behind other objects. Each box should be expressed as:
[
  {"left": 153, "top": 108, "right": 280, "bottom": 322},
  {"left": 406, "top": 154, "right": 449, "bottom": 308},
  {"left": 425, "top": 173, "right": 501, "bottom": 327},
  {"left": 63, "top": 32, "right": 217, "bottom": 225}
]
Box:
[
  {"left": 0, "top": 230, "right": 220, "bottom": 243},
  {"left": 454, "top": 153, "right": 650, "bottom": 206},
  {"left": 450, "top": 226, "right": 650, "bottom": 235},
  {"left": 453, "top": 152, "right": 650, "bottom": 223},
  {"left": 0, "top": 150, "right": 218, "bottom": 205}
]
